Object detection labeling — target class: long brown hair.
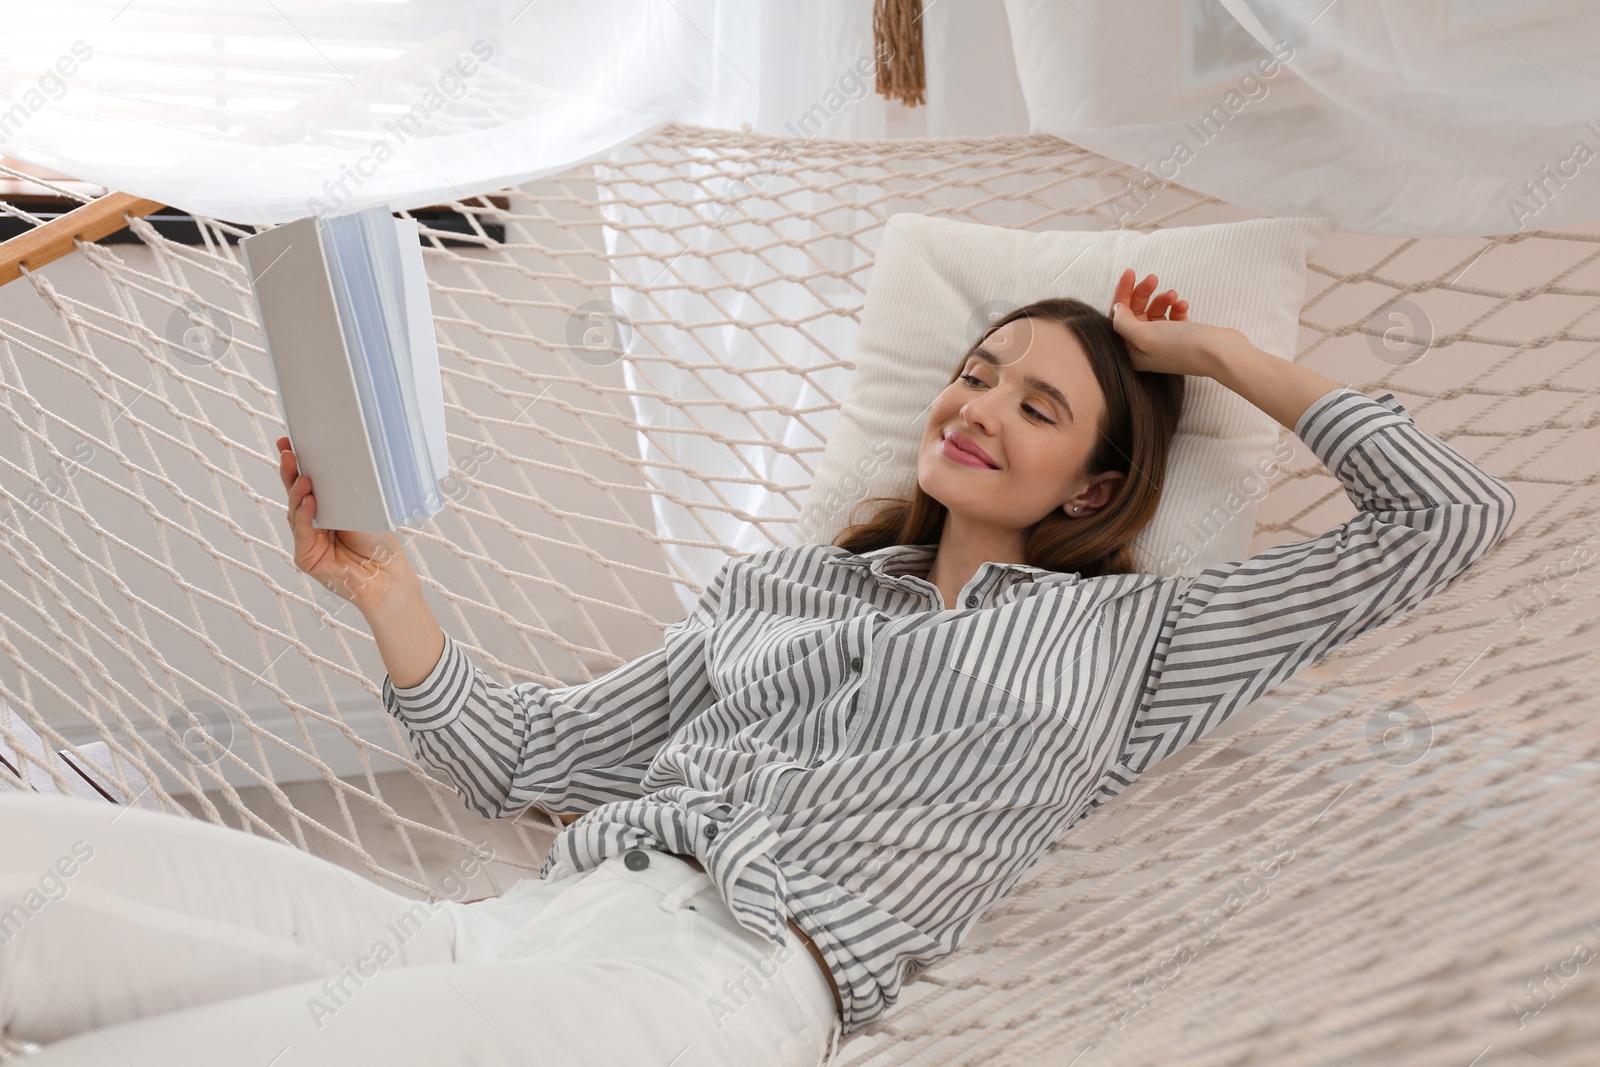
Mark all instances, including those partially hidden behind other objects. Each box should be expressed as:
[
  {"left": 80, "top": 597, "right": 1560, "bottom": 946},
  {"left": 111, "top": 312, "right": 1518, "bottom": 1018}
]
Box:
[{"left": 833, "top": 296, "right": 1185, "bottom": 578}]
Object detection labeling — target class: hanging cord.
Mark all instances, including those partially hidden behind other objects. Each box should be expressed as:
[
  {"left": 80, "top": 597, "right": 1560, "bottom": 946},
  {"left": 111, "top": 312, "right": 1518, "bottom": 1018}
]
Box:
[{"left": 872, "top": 0, "right": 926, "bottom": 106}]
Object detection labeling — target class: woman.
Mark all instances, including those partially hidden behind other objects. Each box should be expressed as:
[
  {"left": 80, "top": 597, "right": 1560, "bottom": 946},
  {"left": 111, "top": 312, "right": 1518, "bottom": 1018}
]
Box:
[{"left": 0, "top": 271, "right": 1516, "bottom": 1066}]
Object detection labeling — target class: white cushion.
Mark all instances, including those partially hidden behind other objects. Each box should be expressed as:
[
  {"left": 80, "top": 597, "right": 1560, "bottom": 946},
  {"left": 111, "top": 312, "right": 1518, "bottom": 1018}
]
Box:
[{"left": 795, "top": 212, "right": 1335, "bottom": 577}]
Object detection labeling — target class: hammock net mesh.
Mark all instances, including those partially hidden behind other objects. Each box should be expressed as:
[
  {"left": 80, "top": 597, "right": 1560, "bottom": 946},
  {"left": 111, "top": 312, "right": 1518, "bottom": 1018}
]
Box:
[{"left": 0, "top": 125, "right": 1596, "bottom": 1065}]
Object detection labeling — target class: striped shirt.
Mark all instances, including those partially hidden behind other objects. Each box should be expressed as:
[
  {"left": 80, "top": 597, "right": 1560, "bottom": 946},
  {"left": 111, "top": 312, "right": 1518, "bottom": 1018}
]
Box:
[{"left": 382, "top": 386, "right": 1516, "bottom": 1035}]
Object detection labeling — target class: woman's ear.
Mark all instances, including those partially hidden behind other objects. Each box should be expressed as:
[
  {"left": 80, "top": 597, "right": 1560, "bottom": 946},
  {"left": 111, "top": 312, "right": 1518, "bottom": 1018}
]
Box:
[{"left": 1063, "top": 470, "right": 1127, "bottom": 518}]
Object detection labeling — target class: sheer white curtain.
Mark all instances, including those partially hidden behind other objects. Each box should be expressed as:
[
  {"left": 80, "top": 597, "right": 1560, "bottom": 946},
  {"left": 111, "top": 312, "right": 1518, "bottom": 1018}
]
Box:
[
  {"left": 0, "top": 0, "right": 1026, "bottom": 223},
  {"left": 6, "top": 2, "right": 1594, "bottom": 241},
  {"left": 1006, "top": 0, "right": 1600, "bottom": 237}
]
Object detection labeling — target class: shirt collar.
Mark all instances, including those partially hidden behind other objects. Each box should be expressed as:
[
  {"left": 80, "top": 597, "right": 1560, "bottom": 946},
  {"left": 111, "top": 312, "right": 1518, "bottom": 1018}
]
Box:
[{"left": 825, "top": 543, "right": 1077, "bottom": 586}]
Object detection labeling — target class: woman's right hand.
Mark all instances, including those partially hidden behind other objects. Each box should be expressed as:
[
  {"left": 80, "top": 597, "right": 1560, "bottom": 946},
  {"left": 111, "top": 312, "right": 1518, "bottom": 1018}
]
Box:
[{"left": 275, "top": 436, "right": 417, "bottom": 617}]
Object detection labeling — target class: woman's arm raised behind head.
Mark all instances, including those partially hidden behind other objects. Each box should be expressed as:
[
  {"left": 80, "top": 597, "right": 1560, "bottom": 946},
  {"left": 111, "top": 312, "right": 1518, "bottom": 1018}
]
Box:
[{"left": 1090, "top": 386, "right": 1516, "bottom": 808}]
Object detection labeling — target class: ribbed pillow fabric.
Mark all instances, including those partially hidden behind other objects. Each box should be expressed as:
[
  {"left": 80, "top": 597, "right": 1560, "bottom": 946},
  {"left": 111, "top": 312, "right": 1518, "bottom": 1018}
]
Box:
[{"left": 795, "top": 212, "right": 1335, "bottom": 577}]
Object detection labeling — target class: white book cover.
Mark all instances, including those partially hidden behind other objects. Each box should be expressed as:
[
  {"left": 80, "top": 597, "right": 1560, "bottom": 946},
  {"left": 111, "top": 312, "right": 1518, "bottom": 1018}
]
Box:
[{"left": 241, "top": 208, "right": 446, "bottom": 532}]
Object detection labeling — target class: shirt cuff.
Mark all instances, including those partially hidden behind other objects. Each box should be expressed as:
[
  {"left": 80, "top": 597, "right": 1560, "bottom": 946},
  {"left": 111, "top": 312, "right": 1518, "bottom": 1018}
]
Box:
[
  {"left": 1294, "top": 387, "right": 1410, "bottom": 477},
  {"left": 381, "top": 632, "right": 472, "bottom": 731}
]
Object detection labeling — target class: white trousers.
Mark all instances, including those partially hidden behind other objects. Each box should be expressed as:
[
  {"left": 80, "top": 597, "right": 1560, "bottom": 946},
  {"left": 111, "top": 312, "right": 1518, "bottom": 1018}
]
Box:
[{"left": 0, "top": 793, "right": 841, "bottom": 1066}]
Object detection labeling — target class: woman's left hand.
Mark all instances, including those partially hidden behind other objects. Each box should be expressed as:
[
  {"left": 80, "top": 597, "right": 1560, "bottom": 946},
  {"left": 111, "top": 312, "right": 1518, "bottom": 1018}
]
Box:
[{"left": 1108, "top": 268, "right": 1242, "bottom": 378}]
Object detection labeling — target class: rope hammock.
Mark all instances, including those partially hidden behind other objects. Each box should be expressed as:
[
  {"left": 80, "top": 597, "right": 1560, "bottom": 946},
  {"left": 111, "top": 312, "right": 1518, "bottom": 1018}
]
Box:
[{"left": 1, "top": 125, "right": 1596, "bottom": 1066}]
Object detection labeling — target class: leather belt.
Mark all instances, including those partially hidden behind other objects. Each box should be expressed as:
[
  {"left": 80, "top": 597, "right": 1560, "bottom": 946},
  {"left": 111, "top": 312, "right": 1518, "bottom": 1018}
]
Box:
[{"left": 663, "top": 850, "right": 843, "bottom": 1019}]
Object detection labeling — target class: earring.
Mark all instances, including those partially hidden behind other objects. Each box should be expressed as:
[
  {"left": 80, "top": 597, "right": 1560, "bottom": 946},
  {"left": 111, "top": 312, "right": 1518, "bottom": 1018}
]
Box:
[{"left": 1072, "top": 505, "right": 1081, "bottom": 514}]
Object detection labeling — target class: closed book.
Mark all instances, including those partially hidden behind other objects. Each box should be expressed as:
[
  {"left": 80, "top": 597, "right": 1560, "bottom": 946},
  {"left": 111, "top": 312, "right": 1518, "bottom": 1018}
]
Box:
[{"left": 241, "top": 205, "right": 447, "bottom": 532}]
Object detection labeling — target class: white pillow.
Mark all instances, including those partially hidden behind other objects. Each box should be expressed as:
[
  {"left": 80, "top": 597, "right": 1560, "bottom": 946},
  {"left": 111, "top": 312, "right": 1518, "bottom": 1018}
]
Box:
[{"left": 795, "top": 212, "right": 1335, "bottom": 577}]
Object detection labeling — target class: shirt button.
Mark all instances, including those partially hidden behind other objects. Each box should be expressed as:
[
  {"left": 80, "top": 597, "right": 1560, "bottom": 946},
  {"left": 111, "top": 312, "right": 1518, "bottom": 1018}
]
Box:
[
  {"left": 624, "top": 849, "right": 650, "bottom": 871},
  {"left": 704, "top": 824, "right": 719, "bottom": 840},
  {"left": 965, "top": 594, "right": 979, "bottom": 608},
  {"left": 850, "top": 656, "right": 863, "bottom": 671}
]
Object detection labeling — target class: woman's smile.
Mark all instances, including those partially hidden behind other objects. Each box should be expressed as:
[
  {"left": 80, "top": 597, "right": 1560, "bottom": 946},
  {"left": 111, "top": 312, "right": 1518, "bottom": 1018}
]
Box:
[
  {"left": 934, "top": 435, "right": 998, "bottom": 470},
  {"left": 934, "top": 428, "right": 998, "bottom": 470}
]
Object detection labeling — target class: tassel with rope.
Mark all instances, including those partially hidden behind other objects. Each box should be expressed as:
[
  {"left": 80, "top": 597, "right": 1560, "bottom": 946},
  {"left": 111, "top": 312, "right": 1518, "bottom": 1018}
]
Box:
[{"left": 872, "top": 0, "right": 926, "bottom": 106}]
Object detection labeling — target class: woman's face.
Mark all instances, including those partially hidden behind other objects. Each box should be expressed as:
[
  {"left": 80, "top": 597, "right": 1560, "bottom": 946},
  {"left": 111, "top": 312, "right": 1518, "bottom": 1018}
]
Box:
[{"left": 916, "top": 315, "right": 1123, "bottom": 533}]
